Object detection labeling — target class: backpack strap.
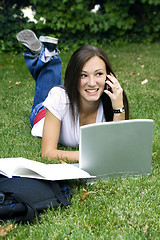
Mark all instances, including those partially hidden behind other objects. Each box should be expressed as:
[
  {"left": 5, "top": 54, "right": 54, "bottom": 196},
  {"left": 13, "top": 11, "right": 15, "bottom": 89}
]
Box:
[
  {"left": 0, "top": 188, "right": 39, "bottom": 223},
  {"left": 10, "top": 192, "right": 40, "bottom": 223},
  {"left": 50, "top": 182, "right": 71, "bottom": 206}
]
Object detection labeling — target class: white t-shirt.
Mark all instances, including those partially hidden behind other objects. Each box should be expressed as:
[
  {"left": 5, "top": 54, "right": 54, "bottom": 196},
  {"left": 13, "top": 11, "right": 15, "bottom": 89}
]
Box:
[{"left": 31, "top": 86, "right": 106, "bottom": 147}]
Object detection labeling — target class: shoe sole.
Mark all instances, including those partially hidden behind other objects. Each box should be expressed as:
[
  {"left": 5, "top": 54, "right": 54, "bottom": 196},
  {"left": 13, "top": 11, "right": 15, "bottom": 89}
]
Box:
[
  {"left": 39, "top": 36, "right": 58, "bottom": 44},
  {"left": 16, "top": 29, "right": 42, "bottom": 54}
]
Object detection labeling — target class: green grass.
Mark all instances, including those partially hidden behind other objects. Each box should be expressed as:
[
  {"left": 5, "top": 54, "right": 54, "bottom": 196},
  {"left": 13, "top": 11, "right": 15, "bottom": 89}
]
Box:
[{"left": 0, "top": 43, "right": 160, "bottom": 239}]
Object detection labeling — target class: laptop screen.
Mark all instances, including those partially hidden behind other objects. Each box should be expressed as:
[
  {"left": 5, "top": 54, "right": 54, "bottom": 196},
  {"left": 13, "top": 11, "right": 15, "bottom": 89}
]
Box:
[{"left": 79, "top": 119, "right": 153, "bottom": 178}]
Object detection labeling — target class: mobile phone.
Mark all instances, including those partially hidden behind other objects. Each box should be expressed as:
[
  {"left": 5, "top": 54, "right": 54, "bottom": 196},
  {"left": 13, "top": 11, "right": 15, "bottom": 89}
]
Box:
[{"left": 104, "top": 76, "right": 111, "bottom": 91}]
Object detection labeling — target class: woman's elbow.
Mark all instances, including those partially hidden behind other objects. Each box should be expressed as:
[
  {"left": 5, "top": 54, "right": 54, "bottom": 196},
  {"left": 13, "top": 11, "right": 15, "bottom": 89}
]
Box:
[{"left": 41, "top": 148, "right": 57, "bottom": 160}]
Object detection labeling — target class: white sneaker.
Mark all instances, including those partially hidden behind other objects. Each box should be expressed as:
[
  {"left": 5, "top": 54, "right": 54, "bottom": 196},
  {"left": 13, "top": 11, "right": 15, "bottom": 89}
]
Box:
[{"left": 39, "top": 36, "right": 58, "bottom": 52}]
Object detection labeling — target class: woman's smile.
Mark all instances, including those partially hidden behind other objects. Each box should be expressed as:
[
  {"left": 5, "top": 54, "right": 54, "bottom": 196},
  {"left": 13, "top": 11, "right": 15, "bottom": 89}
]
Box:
[{"left": 85, "top": 88, "right": 99, "bottom": 94}]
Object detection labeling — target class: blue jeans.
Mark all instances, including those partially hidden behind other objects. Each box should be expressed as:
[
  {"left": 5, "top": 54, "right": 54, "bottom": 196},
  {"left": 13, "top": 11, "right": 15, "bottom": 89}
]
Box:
[{"left": 23, "top": 48, "right": 63, "bottom": 127}]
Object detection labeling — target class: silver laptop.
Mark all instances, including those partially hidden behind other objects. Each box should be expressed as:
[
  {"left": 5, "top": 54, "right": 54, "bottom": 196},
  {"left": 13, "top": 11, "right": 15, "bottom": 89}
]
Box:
[{"left": 79, "top": 119, "right": 153, "bottom": 179}]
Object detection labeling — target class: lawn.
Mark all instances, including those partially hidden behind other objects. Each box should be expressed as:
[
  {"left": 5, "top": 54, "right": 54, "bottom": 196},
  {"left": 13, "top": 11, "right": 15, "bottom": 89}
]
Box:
[{"left": 0, "top": 43, "right": 160, "bottom": 239}]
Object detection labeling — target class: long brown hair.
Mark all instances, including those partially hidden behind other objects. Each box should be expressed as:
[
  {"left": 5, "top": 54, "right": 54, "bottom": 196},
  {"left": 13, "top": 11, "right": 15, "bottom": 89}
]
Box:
[{"left": 64, "top": 45, "right": 129, "bottom": 121}]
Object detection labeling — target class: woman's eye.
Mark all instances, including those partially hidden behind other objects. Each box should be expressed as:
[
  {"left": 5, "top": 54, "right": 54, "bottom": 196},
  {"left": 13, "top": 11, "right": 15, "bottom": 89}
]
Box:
[
  {"left": 81, "top": 74, "right": 87, "bottom": 78},
  {"left": 96, "top": 72, "right": 103, "bottom": 76}
]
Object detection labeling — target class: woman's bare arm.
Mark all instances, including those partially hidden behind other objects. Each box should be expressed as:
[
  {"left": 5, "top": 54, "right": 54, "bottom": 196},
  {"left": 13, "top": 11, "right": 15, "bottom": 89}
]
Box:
[{"left": 41, "top": 109, "right": 79, "bottom": 162}]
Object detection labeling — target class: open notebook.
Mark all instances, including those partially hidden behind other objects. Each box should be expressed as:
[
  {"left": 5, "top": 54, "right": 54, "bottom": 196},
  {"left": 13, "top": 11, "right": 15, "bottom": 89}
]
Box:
[{"left": 78, "top": 119, "right": 153, "bottom": 179}]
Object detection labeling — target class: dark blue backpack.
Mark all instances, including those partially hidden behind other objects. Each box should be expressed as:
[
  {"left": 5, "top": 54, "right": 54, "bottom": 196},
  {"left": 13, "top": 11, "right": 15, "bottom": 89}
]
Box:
[{"left": 0, "top": 175, "right": 73, "bottom": 224}]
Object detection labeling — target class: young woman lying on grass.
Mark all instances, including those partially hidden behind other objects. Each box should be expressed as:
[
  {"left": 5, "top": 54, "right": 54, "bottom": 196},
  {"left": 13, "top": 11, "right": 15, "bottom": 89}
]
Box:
[{"left": 17, "top": 29, "right": 129, "bottom": 162}]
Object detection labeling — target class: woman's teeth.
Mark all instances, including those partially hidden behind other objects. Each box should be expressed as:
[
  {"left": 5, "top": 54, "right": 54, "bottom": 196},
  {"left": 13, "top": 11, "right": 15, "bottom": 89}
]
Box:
[{"left": 86, "top": 89, "right": 98, "bottom": 93}]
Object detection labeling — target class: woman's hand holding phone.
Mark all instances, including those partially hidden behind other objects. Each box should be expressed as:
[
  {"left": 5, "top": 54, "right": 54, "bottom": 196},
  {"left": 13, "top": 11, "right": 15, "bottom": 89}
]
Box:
[{"left": 104, "top": 73, "right": 124, "bottom": 110}]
